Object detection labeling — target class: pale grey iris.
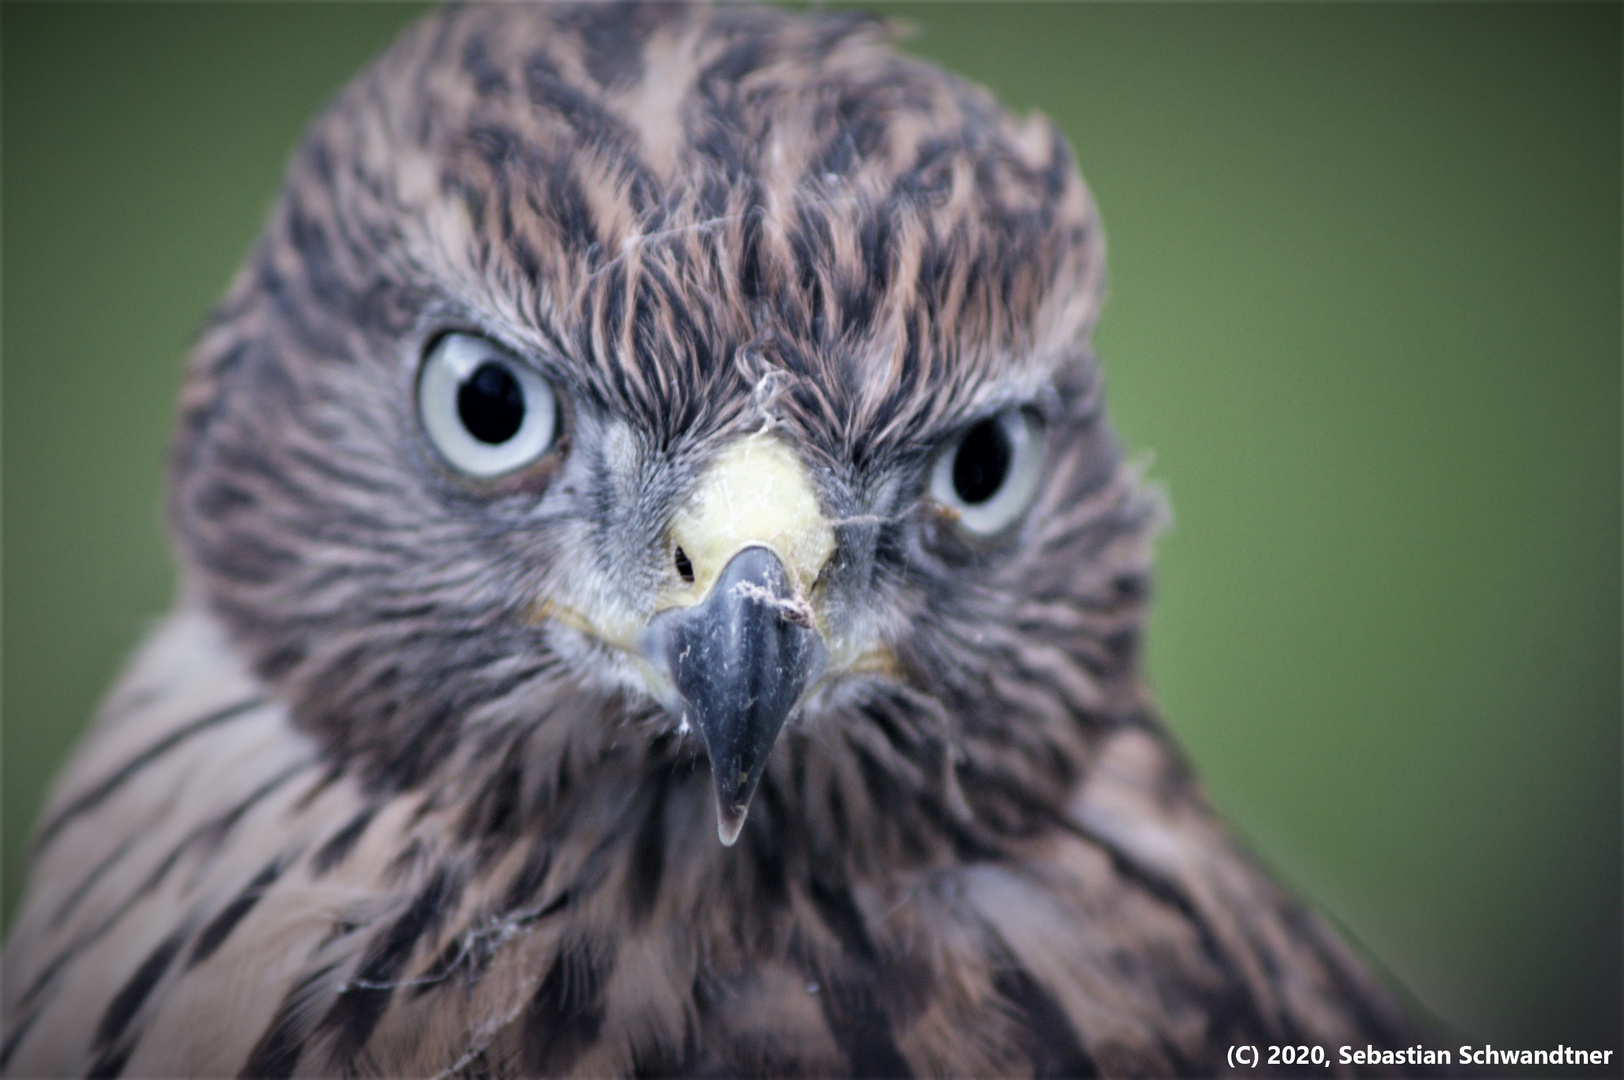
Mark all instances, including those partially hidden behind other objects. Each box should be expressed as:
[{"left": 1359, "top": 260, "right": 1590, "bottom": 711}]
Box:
[
  {"left": 419, "top": 333, "right": 558, "bottom": 477},
  {"left": 930, "top": 407, "right": 1044, "bottom": 536}
]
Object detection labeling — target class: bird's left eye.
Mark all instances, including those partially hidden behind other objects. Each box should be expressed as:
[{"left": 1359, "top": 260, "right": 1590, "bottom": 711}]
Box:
[
  {"left": 418, "top": 333, "right": 560, "bottom": 477},
  {"left": 929, "top": 407, "right": 1045, "bottom": 536}
]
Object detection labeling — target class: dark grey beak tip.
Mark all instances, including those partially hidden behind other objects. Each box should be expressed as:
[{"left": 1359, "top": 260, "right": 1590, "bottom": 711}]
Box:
[
  {"left": 644, "top": 546, "right": 825, "bottom": 846},
  {"left": 716, "top": 803, "right": 748, "bottom": 847}
]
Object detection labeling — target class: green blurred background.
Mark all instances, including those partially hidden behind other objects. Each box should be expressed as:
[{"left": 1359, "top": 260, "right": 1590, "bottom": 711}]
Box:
[{"left": 3, "top": 1, "right": 1618, "bottom": 1055}]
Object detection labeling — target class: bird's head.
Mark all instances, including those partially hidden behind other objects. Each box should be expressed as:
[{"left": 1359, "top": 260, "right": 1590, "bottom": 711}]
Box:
[{"left": 169, "top": 2, "right": 1162, "bottom": 856}]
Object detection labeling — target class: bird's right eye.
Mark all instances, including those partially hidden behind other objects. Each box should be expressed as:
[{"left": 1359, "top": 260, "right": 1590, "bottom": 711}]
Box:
[{"left": 418, "top": 333, "right": 560, "bottom": 477}]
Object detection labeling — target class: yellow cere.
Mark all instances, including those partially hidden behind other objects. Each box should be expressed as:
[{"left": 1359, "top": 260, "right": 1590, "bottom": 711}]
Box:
[{"left": 664, "top": 433, "right": 835, "bottom": 611}]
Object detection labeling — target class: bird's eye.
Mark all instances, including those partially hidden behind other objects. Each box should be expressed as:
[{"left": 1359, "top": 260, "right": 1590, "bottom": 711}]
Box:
[
  {"left": 929, "top": 408, "right": 1045, "bottom": 536},
  {"left": 418, "top": 333, "right": 559, "bottom": 477}
]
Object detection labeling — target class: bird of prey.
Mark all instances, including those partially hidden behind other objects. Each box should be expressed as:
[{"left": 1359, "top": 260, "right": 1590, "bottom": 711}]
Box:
[{"left": 2, "top": 4, "right": 1423, "bottom": 1077}]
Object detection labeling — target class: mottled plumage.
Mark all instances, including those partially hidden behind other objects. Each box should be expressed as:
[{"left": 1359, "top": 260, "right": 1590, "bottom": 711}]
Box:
[{"left": 3, "top": 4, "right": 1421, "bottom": 1077}]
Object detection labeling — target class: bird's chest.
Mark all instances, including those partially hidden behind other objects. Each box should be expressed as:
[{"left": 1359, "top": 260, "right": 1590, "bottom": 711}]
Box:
[{"left": 388, "top": 851, "right": 1082, "bottom": 1080}]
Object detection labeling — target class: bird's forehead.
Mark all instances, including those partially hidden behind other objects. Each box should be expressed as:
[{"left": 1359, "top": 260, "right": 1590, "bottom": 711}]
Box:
[{"left": 305, "top": 1, "right": 1104, "bottom": 448}]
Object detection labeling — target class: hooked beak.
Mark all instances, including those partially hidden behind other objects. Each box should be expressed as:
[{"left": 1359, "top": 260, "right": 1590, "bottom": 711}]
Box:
[
  {"left": 642, "top": 546, "right": 826, "bottom": 844},
  {"left": 638, "top": 433, "right": 835, "bottom": 845}
]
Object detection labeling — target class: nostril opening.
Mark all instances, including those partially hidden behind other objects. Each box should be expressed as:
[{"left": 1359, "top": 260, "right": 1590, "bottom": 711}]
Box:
[{"left": 674, "top": 546, "right": 695, "bottom": 584}]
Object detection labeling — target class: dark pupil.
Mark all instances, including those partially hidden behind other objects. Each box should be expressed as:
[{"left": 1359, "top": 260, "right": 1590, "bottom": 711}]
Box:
[
  {"left": 457, "top": 361, "right": 526, "bottom": 444},
  {"left": 952, "top": 418, "right": 1011, "bottom": 505}
]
